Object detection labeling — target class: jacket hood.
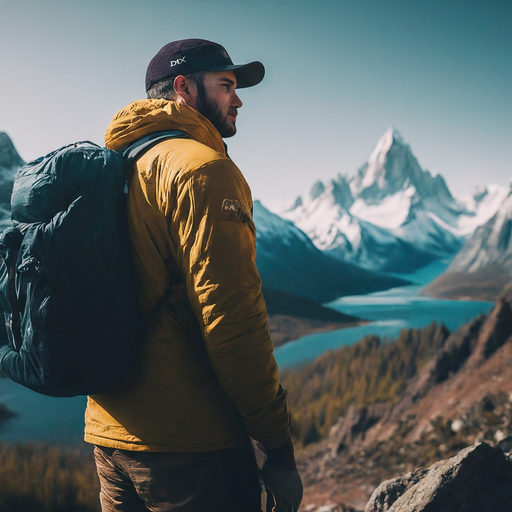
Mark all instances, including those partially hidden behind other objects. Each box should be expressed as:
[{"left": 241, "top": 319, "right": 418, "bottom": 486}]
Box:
[{"left": 105, "top": 99, "right": 226, "bottom": 156}]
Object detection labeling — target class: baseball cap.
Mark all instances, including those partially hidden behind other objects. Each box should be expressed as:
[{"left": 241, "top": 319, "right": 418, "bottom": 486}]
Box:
[{"left": 145, "top": 39, "right": 265, "bottom": 92}]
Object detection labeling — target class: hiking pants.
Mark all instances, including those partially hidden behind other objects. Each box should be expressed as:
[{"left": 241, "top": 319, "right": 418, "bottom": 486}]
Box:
[{"left": 93, "top": 442, "right": 263, "bottom": 512}]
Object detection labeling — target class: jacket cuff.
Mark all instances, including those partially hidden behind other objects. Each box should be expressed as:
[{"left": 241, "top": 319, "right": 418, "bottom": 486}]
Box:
[{"left": 265, "top": 434, "right": 296, "bottom": 470}]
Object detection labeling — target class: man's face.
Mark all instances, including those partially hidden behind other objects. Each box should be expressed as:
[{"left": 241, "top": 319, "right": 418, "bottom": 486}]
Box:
[{"left": 193, "top": 71, "right": 243, "bottom": 138}]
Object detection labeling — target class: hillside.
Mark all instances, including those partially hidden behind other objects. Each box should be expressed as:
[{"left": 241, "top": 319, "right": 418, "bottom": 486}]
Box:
[
  {"left": 282, "top": 322, "right": 450, "bottom": 446},
  {"left": 283, "top": 284, "right": 512, "bottom": 510}
]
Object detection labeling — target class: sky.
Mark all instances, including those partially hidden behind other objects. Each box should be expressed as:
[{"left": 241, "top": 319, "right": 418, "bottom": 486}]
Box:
[{"left": 1, "top": 0, "right": 511, "bottom": 207}]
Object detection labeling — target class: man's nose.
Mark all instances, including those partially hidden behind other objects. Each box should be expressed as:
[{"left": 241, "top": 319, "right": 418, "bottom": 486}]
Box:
[{"left": 233, "top": 92, "right": 243, "bottom": 108}]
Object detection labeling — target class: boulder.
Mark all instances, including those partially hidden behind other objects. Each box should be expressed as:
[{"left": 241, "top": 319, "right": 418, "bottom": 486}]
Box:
[
  {"left": 364, "top": 468, "right": 428, "bottom": 512},
  {"left": 365, "top": 442, "right": 512, "bottom": 512}
]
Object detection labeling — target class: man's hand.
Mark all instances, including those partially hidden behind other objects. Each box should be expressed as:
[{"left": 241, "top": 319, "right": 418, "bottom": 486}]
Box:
[
  {"left": 260, "top": 438, "right": 302, "bottom": 512},
  {"left": 261, "top": 463, "right": 303, "bottom": 512}
]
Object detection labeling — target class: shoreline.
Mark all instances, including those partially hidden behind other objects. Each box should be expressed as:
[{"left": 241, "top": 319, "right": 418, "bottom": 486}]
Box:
[
  {"left": 268, "top": 314, "right": 368, "bottom": 348},
  {"left": 421, "top": 291, "right": 498, "bottom": 302}
]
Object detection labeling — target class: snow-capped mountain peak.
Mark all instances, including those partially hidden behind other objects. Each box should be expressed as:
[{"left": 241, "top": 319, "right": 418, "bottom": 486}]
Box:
[
  {"left": 351, "top": 128, "right": 454, "bottom": 207},
  {"left": 279, "top": 128, "right": 472, "bottom": 272},
  {"left": 366, "top": 127, "right": 405, "bottom": 169},
  {"left": 277, "top": 127, "right": 507, "bottom": 275},
  {"left": 309, "top": 180, "right": 325, "bottom": 200}
]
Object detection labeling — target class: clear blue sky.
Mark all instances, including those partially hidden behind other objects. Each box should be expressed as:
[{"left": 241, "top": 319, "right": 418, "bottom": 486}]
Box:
[{"left": 1, "top": 0, "right": 510, "bottom": 206}]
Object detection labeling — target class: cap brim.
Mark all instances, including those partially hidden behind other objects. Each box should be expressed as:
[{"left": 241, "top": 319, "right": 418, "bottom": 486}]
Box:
[{"left": 208, "top": 61, "right": 265, "bottom": 88}]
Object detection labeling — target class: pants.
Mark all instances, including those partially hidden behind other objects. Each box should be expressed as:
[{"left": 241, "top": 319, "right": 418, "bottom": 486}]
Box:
[{"left": 93, "top": 442, "right": 263, "bottom": 512}]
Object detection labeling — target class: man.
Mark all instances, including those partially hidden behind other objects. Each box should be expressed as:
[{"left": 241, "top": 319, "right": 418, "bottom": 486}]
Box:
[{"left": 84, "top": 39, "right": 302, "bottom": 512}]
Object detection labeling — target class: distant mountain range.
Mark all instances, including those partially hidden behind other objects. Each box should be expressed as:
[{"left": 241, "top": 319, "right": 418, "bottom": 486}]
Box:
[
  {"left": 425, "top": 190, "right": 512, "bottom": 300},
  {"left": 254, "top": 200, "right": 408, "bottom": 303},
  {"left": 277, "top": 128, "right": 508, "bottom": 274}
]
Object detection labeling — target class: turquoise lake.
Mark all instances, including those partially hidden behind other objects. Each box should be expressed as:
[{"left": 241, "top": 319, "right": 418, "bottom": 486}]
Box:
[
  {"left": 275, "top": 260, "right": 494, "bottom": 368},
  {"left": 0, "top": 260, "right": 495, "bottom": 444}
]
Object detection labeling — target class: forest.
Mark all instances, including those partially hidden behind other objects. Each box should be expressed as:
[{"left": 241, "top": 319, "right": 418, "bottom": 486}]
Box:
[
  {"left": 0, "top": 443, "right": 99, "bottom": 512},
  {"left": 281, "top": 322, "right": 450, "bottom": 446}
]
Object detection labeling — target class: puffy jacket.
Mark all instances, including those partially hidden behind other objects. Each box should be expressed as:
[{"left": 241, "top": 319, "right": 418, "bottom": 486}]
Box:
[{"left": 84, "top": 100, "right": 290, "bottom": 452}]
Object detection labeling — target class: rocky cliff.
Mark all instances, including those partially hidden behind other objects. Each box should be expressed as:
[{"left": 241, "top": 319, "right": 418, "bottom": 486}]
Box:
[{"left": 296, "top": 284, "right": 512, "bottom": 510}]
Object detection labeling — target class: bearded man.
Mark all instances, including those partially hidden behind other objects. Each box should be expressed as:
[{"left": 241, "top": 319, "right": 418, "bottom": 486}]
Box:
[{"left": 84, "top": 39, "right": 302, "bottom": 512}]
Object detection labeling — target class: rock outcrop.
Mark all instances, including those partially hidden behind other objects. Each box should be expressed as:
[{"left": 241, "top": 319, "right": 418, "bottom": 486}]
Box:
[{"left": 365, "top": 442, "right": 512, "bottom": 512}]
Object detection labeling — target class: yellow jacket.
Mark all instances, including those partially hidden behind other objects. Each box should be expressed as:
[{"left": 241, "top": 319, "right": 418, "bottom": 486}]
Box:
[{"left": 84, "top": 100, "right": 290, "bottom": 452}]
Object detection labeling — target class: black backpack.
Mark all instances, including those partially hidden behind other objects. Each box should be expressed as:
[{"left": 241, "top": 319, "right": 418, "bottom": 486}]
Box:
[{"left": 0, "top": 130, "right": 187, "bottom": 397}]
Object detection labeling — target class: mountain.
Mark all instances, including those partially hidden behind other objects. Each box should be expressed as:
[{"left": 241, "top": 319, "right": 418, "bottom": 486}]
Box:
[
  {"left": 457, "top": 183, "right": 511, "bottom": 234},
  {"left": 282, "top": 172, "right": 444, "bottom": 272},
  {"left": 424, "top": 190, "right": 512, "bottom": 300},
  {"left": 0, "top": 132, "right": 24, "bottom": 229},
  {"left": 350, "top": 128, "right": 453, "bottom": 206},
  {"left": 279, "top": 128, "right": 503, "bottom": 273},
  {"left": 253, "top": 200, "right": 410, "bottom": 302}
]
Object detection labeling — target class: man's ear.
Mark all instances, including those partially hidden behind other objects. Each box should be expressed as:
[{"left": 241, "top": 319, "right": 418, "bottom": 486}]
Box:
[{"left": 173, "top": 75, "right": 198, "bottom": 108}]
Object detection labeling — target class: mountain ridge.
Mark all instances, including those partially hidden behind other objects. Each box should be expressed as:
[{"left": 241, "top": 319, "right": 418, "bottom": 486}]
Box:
[
  {"left": 254, "top": 200, "right": 410, "bottom": 301},
  {"left": 424, "top": 190, "right": 512, "bottom": 300},
  {"left": 278, "top": 128, "right": 506, "bottom": 274}
]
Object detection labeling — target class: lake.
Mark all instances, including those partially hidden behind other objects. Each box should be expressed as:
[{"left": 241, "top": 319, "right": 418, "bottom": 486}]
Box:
[
  {"left": 275, "top": 260, "right": 494, "bottom": 368},
  {"left": 0, "top": 260, "right": 495, "bottom": 444}
]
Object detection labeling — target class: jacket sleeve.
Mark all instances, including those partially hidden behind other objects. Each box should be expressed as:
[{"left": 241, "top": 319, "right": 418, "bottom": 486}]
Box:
[{"left": 167, "top": 157, "right": 290, "bottom": 449}]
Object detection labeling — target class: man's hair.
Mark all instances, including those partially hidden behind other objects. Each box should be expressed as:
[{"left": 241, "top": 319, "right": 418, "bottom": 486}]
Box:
[{"left": 147, "top": 71, "right": 204, "bottom": 100}]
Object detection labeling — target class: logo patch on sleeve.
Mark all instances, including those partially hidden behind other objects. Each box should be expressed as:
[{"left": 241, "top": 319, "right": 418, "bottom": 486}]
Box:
[{"left": 220, "top": 199, "right": 250, "bottom": 223}]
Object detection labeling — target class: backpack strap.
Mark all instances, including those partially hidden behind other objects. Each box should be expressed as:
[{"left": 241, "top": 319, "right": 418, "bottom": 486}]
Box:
[
  {"left": 121, "top": 130, "right": 190, "bottom": 169},
  {"left": 121, "top": 130, "right": 212, "bottom": 370}
]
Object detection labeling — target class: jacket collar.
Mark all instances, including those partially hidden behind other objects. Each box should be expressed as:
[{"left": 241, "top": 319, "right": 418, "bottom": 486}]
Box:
[{"left": 105, "top": 100, "right": 226, "bottom": 156}]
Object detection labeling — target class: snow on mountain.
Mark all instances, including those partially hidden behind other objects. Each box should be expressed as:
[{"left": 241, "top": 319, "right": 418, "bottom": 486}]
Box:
[
  {"left": 253, "top": 200, "right": 409, "bottom": 302},
  {"left": 456, "top": 184, "right": 511, "bottom": 235},
  {"left": 279, "top": 128, "right": 503, "bottom": 273},
  {"left": 447, "top": 190, "right": 512, "bottom": 273},
  {"left": 280, "top": 178, "right": 434, "bottom": 272},
  {"left": 0, "top": 132, "right": 24, "bottom": 229},
  {"left": 424, "top": 190, "right": 512, "bottom": 300},
  {"left": 350, "top": 185, "right": 414, "bottom": 229},
  {"left": 350, "top": 128, "right": 455, "bottom": 207}
]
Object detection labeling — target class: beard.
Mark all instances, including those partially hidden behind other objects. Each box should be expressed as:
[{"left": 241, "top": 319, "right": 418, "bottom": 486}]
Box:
[{"left": 195, "top": 79, "right": 237, "bottom": 138}]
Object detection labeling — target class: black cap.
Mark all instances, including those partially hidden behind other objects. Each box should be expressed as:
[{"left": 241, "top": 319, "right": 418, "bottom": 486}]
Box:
[{"left": 145, "top": 39, "right": 265, "bottom": 92}]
